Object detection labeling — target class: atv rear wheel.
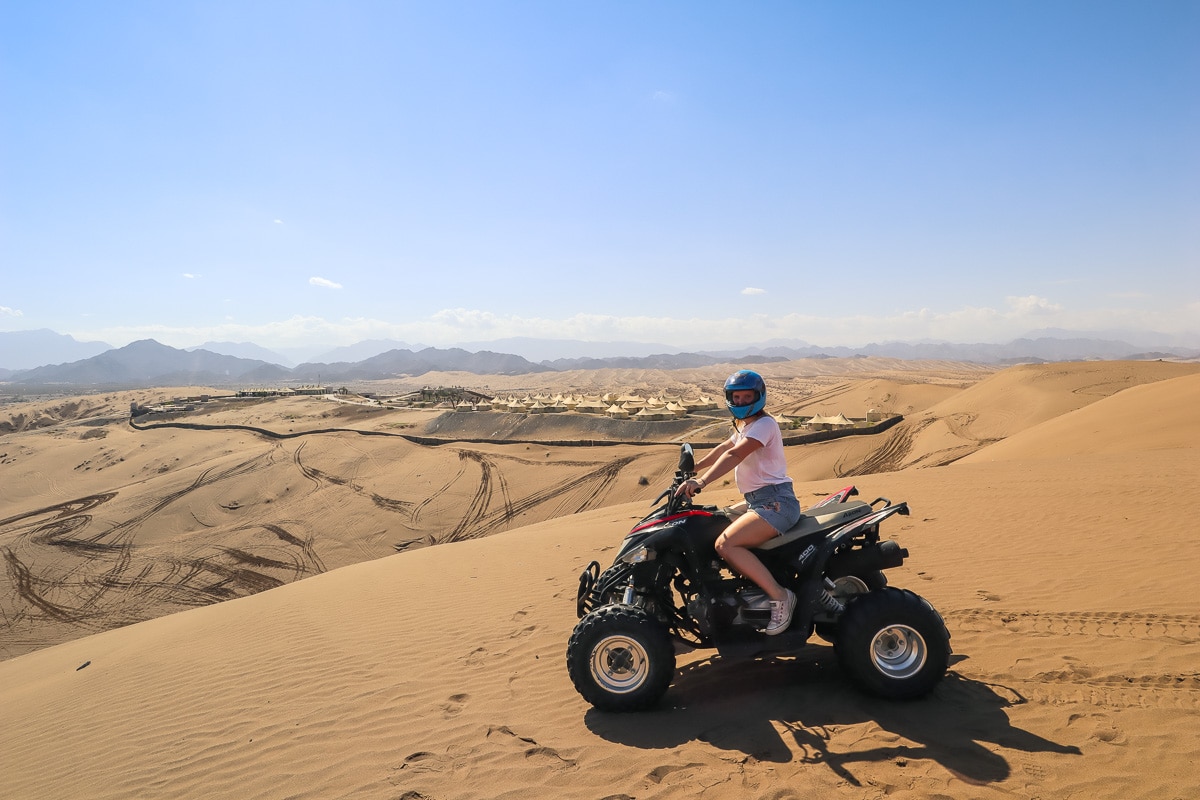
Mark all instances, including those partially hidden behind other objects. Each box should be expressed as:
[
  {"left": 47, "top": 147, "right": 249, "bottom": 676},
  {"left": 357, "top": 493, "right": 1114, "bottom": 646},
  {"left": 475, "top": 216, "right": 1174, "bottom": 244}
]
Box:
[
  {"left": 567, "top": 605, "right": 675, "bottom": 712},
  {"left": 829, "top": 570, "right": 888, "bottom": 594},
  {"left": 835, "top": 587, "right": 949, "bottom": 699},
  {"left": 815, "top": 571, "right": 887, "bottom": 643}
]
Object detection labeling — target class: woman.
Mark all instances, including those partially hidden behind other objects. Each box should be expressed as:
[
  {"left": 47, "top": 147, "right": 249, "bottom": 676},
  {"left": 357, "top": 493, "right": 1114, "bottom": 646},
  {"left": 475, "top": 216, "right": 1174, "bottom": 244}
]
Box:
[{"left": 675, "top": 369, "right": 801, "bottom": 634}]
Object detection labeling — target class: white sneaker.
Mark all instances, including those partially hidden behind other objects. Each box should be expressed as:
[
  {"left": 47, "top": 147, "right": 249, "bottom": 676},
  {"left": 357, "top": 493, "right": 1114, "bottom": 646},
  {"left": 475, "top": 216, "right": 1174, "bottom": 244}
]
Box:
[{"left": 764, "top": 589, "right": 796, "bottom": 635}]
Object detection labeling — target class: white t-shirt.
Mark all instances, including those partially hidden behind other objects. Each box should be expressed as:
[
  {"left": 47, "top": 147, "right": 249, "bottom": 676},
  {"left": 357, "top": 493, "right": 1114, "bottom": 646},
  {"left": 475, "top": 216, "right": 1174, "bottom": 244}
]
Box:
[{"left": 730, "top": 415, "right": 791, "bottom": 494}]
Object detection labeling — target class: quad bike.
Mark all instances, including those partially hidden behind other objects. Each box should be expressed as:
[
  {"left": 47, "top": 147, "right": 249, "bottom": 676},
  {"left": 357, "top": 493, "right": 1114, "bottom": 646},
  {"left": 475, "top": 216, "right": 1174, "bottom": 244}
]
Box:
[{"left": 567, "top": 443, "right": 951, "bottom": 712}]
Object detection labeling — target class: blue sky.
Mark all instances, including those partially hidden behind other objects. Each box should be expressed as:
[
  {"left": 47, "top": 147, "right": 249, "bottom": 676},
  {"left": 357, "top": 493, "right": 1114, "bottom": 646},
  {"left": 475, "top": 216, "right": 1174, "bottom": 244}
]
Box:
[{"left": 2, "top": 1, "right": 1197, "bottom": 354}]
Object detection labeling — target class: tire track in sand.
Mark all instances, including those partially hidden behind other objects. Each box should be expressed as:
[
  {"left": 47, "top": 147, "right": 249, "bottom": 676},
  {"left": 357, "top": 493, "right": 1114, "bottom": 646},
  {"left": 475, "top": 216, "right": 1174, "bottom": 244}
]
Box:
[
  {"left": 0, "top": 450, "right": 305, "bottom": 634},
  {"left": 945, "top": 607, "right": 1200, "bottom": 710},
  {"left": 445, "top": 452, "right": 642, "bottom": 542}
]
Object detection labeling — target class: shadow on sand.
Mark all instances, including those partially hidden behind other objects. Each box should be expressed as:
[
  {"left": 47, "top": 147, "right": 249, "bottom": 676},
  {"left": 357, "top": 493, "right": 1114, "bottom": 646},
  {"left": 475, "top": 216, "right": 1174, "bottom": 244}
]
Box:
[{"left": 584, "top": 649, "right": 1080, "bottom": 787}]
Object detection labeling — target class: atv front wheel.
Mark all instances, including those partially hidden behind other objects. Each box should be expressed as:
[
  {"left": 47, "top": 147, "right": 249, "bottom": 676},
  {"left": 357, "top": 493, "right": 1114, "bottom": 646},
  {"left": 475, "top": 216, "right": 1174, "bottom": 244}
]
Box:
[
  {"left": 566, "top": 605, "right": 675, "bottom": 712},
  {"left": 835, "top": 587, "right": 949, "bottom": 699}
]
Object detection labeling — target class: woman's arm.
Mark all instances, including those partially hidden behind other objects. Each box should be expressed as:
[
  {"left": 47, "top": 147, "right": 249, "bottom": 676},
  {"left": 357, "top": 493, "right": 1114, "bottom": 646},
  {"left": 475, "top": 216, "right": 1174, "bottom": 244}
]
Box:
[
  {"left": 692, "top": 439, "right": 733, "bottom": 471},
  {"left": 679, "top": 436, "right": 763, "bottom": 497}
]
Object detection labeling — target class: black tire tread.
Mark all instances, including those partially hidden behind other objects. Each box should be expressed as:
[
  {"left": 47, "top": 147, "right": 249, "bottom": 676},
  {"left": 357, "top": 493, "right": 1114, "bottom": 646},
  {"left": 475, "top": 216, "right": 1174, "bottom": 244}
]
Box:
[
  {"left": 566, "top": 604, "right": 676, "bottom": 712},
  {"left": 834, "top": 587, "right": 950, "bottom": 699}
]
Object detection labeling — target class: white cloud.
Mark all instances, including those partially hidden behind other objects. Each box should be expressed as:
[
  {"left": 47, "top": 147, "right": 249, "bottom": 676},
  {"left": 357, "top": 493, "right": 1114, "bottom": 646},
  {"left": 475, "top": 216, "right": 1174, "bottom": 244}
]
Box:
[
  {"left": 651, "top": 90, "right": 675, "bottom": 103},
  {"left": 1, "top": 305, "right": 22, "bottom": 317},
  {"left": 741, "top": 287, "right": 766, "bottom": 296},
  {"left": 274, "top": 219, "right": 284, "bottom": 225},
  {"left": 182, "top": 273, "right": 197, "bottom": 279},
  {"left": 309, "top": 277, "right": 343, "bottom": 289},
  {"left": 1005, "top": 295, "right": 1061, "bottom": 315},
  {"left": 67, "top": 297, "right": 1200, "bottom": 353}
]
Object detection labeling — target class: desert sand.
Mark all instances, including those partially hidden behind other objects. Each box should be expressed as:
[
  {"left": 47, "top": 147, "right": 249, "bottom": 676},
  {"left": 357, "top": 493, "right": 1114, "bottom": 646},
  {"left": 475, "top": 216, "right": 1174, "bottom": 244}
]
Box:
[{"left": 1, "top": 358, "right": 1198, "bottom": 799}]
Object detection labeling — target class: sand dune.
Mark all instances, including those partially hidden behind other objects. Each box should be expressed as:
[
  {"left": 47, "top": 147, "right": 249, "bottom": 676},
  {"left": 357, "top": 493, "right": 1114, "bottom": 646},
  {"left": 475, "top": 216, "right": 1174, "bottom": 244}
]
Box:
[
  {"left": 0, "top": 403, "right": 680, "bottom": 658},
  {"left": 782, "top": 359, "right": 1200, "bottom": 477},
  {"left": 2, "top": 360, "right": 1198, "bottom": 799},
  {"left": 960, "top": 370, "right": 1200, "bottom": 462}
]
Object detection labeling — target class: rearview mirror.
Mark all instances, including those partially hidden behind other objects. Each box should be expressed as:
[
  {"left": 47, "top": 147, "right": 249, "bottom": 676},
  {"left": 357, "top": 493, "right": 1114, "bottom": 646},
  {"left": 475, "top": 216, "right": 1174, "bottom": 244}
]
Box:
[{"left": 678, "top": 443, "right": 695, "bottom": 473}]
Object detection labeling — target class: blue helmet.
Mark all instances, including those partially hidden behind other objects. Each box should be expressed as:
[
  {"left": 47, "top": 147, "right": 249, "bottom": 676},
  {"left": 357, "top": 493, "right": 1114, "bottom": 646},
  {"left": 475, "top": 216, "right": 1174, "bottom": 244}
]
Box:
[{"left": 724, "top": 369, "right": 767, "bottom": 419}]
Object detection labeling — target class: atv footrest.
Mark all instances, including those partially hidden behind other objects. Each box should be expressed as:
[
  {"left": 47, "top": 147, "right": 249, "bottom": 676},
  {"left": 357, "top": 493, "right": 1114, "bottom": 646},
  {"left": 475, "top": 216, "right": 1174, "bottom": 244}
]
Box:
[{"left": 713, "top": 627, "right": 813, "bottom": 660}]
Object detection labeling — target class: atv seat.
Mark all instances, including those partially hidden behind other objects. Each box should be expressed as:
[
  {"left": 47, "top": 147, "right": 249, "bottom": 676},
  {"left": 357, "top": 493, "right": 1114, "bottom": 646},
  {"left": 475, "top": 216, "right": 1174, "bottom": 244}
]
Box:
[{"left": 758, "top": 500, "right": 872, "bottom": 550}]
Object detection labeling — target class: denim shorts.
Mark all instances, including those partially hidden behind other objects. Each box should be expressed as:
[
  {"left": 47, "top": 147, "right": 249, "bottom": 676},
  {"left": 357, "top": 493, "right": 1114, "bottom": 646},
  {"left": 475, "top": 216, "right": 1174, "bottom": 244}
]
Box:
[{"left": 744, "top": 481, "right": 801, "bottom": 535}]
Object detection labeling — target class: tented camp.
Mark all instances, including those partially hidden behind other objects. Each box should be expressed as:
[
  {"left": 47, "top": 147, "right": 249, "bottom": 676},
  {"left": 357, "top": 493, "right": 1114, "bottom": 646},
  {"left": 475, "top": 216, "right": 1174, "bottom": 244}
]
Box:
[
  {"left": 684, "top": 396, "right": 720, "bottom": 411},
  {"left": 665, "top": 402, "right": 689, "bottom": 418},
  {"left": 575, "top": 398, "right": 607, "bottom": 414},
  {"left": 806, "top": 413, "right": 854, "bottom": 431},
  {"left": 605, "top": 404, "right": 630, "bottom": 419}
]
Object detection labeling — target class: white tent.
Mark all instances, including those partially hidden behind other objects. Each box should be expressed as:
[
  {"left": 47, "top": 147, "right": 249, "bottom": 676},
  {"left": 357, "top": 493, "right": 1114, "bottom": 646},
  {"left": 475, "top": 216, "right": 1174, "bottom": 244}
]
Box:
[
  {"left": 807, "top": 413, "right": 853, "bottom": 430},
  {"left": 575, "top": 399, "right": 607, "bottom": 414},
  {"left": 665, "top": 402, "right": 688, "bottom": 418}
]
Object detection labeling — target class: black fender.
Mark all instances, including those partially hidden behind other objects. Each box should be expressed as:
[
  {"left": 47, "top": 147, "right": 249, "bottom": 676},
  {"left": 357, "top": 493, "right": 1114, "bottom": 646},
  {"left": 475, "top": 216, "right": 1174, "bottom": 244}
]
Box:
[{"left": 809, "top": 502, "right": 911, "bottom": 577}]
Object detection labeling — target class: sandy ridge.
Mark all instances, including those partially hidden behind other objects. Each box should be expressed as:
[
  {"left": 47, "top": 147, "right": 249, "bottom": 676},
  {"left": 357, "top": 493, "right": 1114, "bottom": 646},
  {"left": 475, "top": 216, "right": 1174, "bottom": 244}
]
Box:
[{"left": 2, "top": 360, "right": 1199, "bottom": 799}]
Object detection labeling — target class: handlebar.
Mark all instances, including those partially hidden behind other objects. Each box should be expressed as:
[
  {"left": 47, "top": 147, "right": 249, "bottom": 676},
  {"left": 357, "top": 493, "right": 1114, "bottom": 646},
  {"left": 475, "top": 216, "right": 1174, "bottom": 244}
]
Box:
[{"left": 655, "top": 469, "right": 697, "bottom": 515}]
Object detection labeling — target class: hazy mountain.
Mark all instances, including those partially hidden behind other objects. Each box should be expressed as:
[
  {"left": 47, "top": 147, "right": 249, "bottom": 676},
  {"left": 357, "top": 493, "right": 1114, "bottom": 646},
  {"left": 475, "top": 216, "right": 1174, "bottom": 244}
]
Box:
[
  {"left": 542, "top": 352, "right": 791, "bottom": 370},
  {"left": 188, "top": 341, "right": 295, "bottom": 367},
  {"left": 3, "top": 329, "right": 1196, "bottom": 388},
  {"left": 457, "top": 337, "right": 680, "bottom": 362},
  {"left": 309, "top": 339, "right": 424, "bottom": 364},
  {"left": 0, "top": 329, "right": 113, "bottom": 371},
  {"left": 13, "top": 340, "right": 287, "bottom": 387},
  {"left": 292, "top": 347, "right": 550, "bottom": 381},
  {"left": 855, "top": 337, "right": 1199, "bottom": 362},
  {"left": 700, "top": 337, "right": 1200, "bottom": 364},
  {"left": 1020, "top": 327, "right": 1200, "bottom": 349}
]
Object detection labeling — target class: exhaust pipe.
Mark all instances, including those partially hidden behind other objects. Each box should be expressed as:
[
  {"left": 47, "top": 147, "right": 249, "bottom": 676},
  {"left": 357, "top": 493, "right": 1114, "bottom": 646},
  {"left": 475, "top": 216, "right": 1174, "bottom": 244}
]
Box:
[{"left": 830, "top": 540, "right": 908, "bottom": 573}]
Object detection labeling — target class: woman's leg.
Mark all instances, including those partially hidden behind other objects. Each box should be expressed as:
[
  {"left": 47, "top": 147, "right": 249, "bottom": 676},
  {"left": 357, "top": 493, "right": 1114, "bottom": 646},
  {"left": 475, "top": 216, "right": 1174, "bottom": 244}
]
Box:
[{"left": 714, "top": 512, "right": 787, "bottom": 601}]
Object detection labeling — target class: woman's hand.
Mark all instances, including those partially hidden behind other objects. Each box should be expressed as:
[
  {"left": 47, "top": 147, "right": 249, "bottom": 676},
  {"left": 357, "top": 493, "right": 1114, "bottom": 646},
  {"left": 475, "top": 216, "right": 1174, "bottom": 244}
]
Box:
[{"left": 675, "top": 477, "right": 705, "bottom": 498}]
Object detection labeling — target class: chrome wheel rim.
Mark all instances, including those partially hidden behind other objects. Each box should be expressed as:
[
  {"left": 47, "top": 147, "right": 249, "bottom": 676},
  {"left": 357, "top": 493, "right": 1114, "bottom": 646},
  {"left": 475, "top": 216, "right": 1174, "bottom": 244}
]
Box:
[
  {"left": 590, "top": 634, "right": 650, "bottom": 694},
  {"left": 869, "top": 624, "right": 927, "bottom": 679},
  {"left": 830, "top": 575, "right": 870, "bottom": 599}
]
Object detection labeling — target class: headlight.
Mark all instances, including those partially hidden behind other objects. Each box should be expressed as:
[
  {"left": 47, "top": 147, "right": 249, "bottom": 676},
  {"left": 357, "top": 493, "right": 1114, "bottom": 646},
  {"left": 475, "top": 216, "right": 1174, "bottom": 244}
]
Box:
[{"left": 619, "top": 545, "right": 655, "bottom": 564}]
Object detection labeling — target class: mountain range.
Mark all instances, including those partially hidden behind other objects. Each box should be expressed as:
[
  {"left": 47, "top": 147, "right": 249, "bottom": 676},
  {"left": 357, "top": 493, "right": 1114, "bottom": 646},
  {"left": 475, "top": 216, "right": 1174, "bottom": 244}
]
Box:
[{"left": 1, "top": 329, "right": 1197, "bottom": 388}]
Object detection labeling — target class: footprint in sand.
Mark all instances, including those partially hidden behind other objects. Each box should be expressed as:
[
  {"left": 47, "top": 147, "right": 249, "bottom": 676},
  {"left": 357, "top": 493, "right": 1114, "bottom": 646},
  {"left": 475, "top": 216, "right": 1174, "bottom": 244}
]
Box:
[
  {"left": 398, "top": 752, "right": 446, "bottom": 776},
  {"left": 976, "top": 590, "right": 1002, "bottom": 602},
  {"left": 440, "top": 693, "right": 469, "bottom": 717},
  {"left": 487, "top": 726, "right": 577, "bottom": 768},
  {"left": 1069, "top": 712, "right": 1127, "bottom": 746}
]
